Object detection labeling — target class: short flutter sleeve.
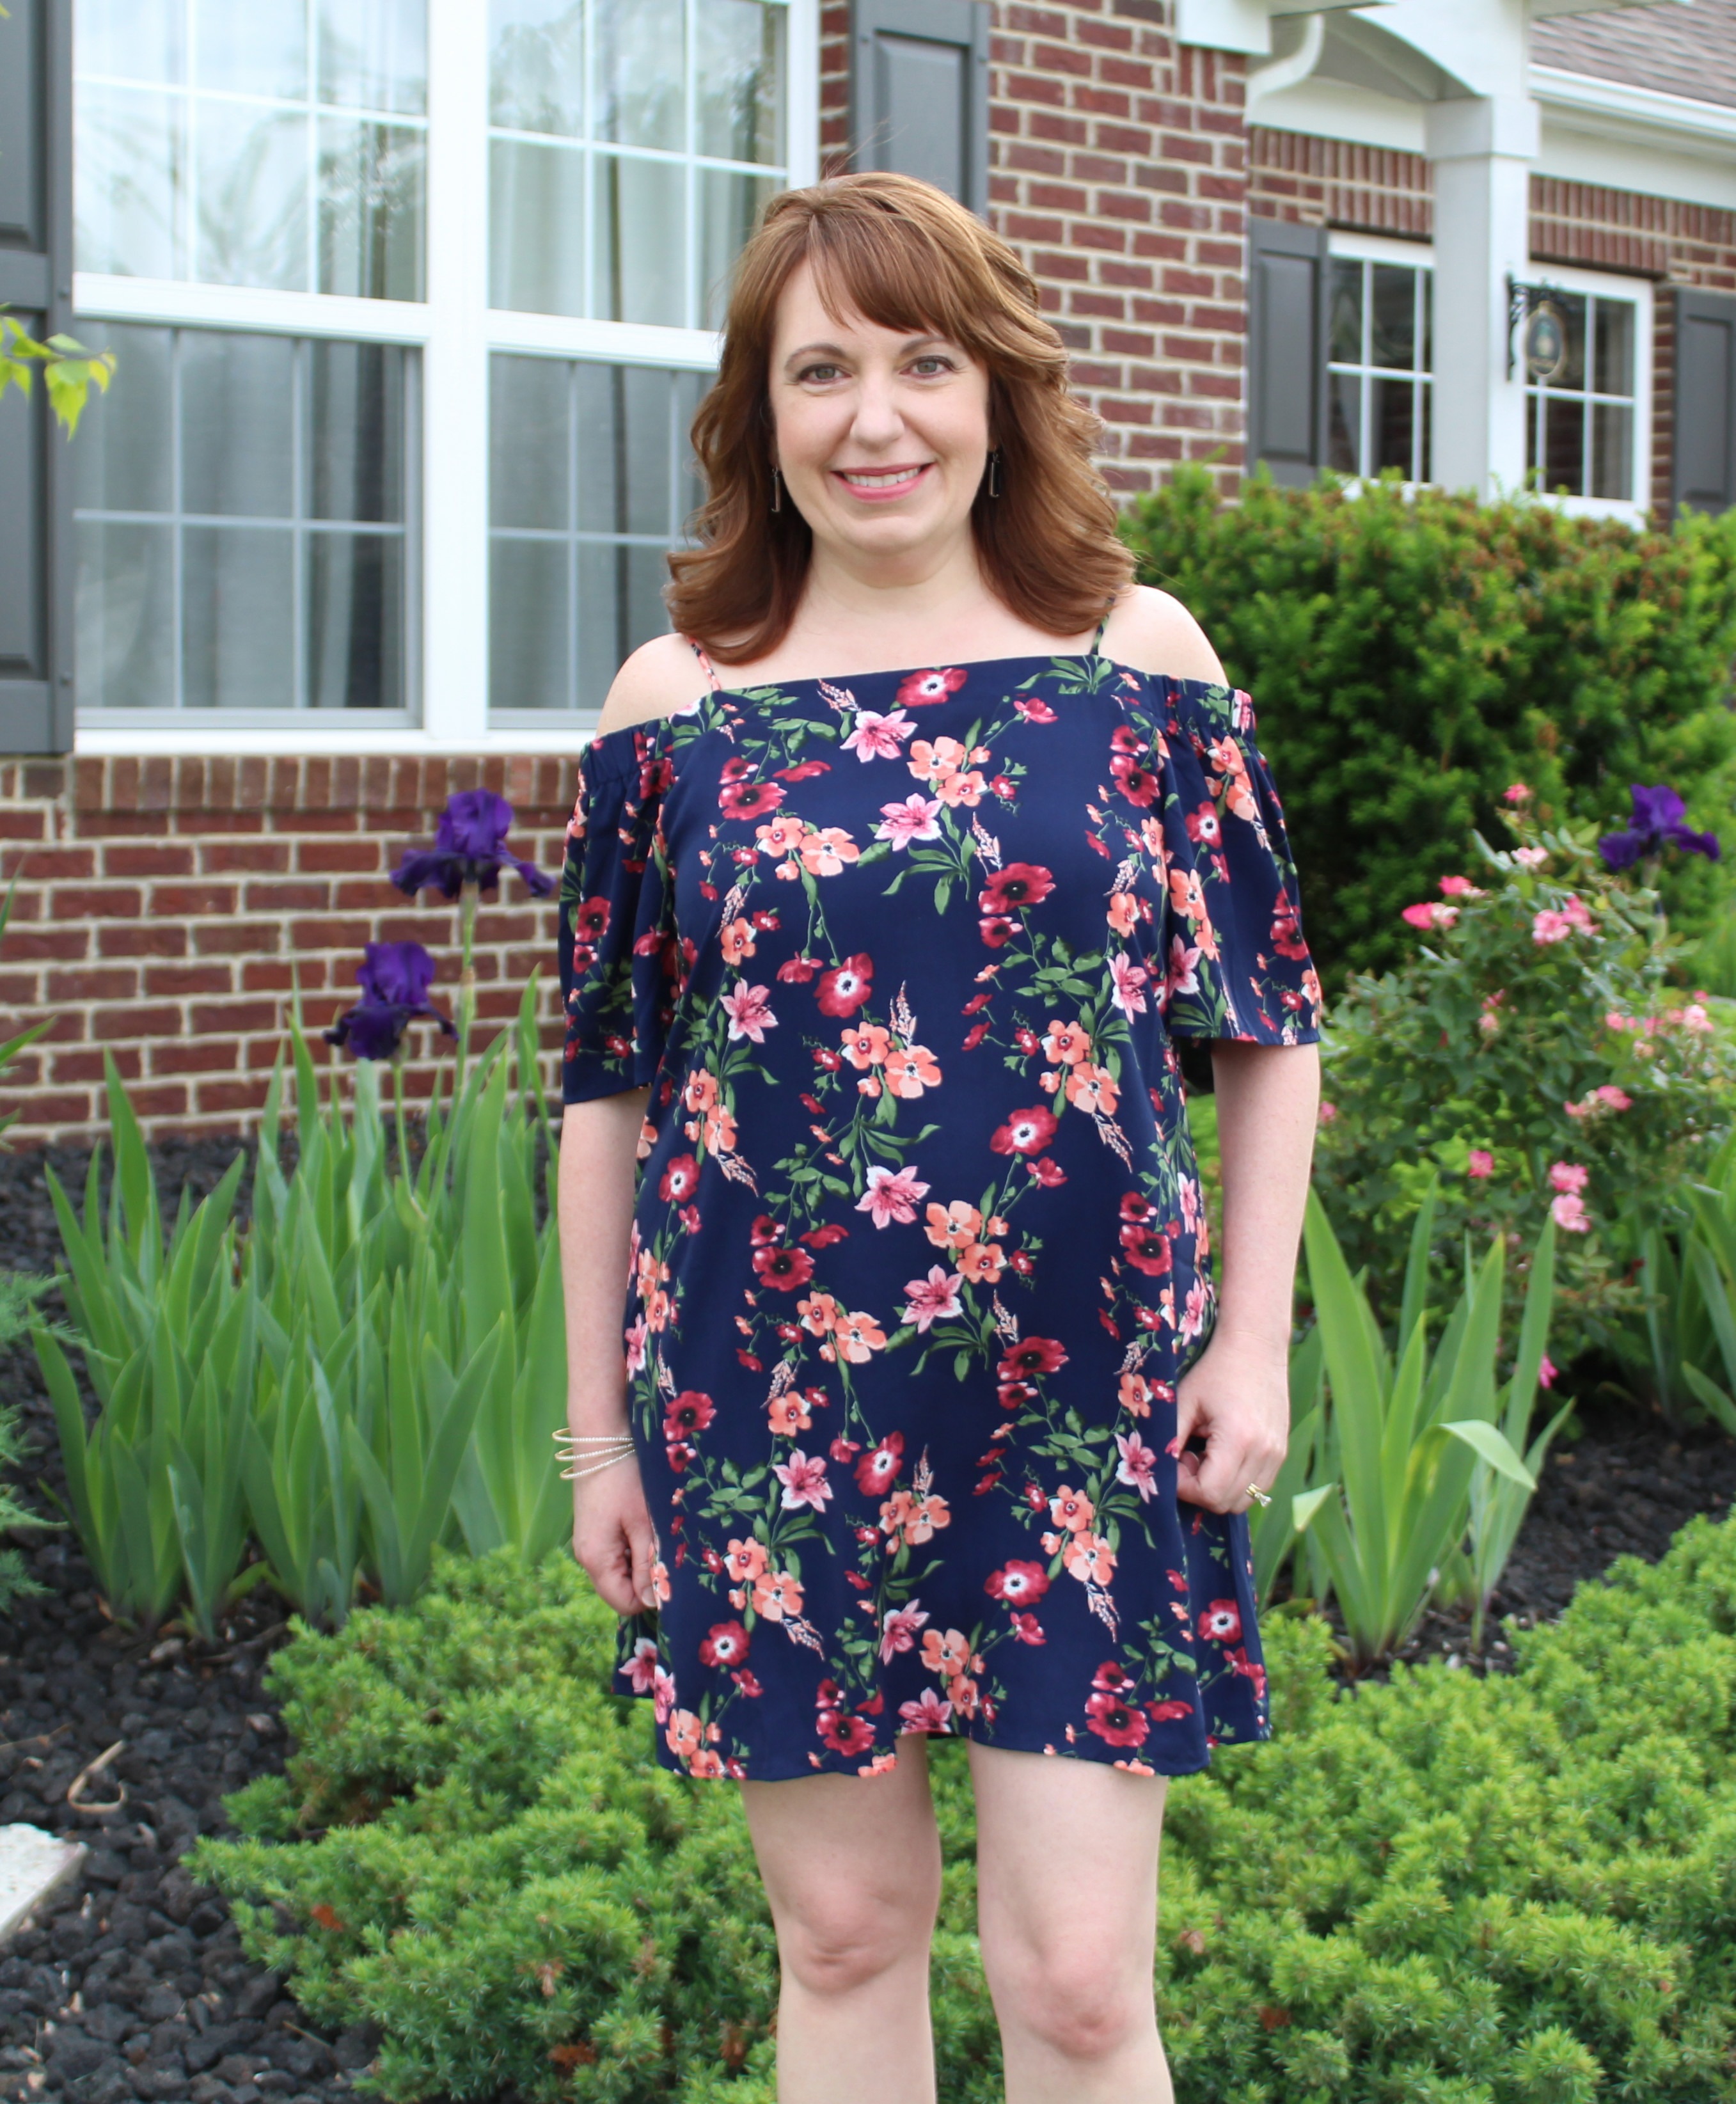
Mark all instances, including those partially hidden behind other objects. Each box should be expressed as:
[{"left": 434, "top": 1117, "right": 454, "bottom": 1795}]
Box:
[
  {"left": 1160, "top": 682, "right": 1323, "bottom": 1045},
  {"left": 557, "top": 724, "right": 679, "bottom": 1102}
]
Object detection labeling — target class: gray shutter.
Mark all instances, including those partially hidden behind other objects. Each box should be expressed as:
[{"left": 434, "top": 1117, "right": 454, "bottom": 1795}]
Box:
[
  {"left": 1673, "top": 289, "right": 1736, "bottom": 517},
  {"left": 1247, "top": 214, "right": 1327, "bottom": 489},
  {"left": 849, "top": 0, "right": 990, "bottom": 218},
  {"left": 0, "top": 0, "right": 73, "bottom": 755}
]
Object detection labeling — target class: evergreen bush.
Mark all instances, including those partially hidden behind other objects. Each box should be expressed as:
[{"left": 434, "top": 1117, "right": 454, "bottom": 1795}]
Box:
[
  {"left": 196, "top": 1520, "right": 1736, "bottom": 2101},
  {"left": 1119, "top": 470, "right": 1736, "bottom": 989}
]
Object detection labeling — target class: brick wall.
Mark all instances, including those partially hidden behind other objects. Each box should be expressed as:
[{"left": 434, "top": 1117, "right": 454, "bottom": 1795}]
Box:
[
  {"left": 1249, "top": 126, "right": 1432, "bottom": 238},
  {"left": 0, "top": 756, "right": 580, "bottom": 1145}
]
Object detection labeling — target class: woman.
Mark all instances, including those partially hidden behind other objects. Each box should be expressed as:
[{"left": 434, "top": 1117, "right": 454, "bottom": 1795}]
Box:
[{"left": 556, "top": 172, "right": 1320, "bottom": 2104}]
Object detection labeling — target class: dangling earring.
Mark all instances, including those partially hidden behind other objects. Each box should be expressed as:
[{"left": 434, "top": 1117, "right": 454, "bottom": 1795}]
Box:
[
  {"left": 769, "top": 464, "right": 783, "bottom": 514},
  {"left": 986, "top": 448, "right": 1002, "bottom": 500}
]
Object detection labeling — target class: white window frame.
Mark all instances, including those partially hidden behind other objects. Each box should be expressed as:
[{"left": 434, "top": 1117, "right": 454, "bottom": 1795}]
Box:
[
  {"left": 72, "top": 0, "right": 819, "bottom": 757},
  {"left": 1323, "top": 230, "right": 1435, "bottom": 490},
  {"left": 1517, "top": 259, "right": 1654, "bottom": 528}
]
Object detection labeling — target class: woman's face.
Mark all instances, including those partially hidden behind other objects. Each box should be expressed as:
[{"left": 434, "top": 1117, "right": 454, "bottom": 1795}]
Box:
[{"left": 766, "top": 259, "right": 991, "bottom": 573}]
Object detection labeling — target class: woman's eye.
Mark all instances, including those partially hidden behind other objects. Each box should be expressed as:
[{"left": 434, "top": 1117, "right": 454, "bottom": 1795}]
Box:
[
  {"left": 909, "top": 356, "right": 954, "bottom": 376},
  {"left": 798, "top": 363, "right": 841, "bottom": 383}
]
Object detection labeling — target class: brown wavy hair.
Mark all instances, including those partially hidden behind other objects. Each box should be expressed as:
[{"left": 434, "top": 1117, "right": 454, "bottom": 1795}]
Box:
[{"left": 665, "top": 171, "right": 1133, "bottom": 664}]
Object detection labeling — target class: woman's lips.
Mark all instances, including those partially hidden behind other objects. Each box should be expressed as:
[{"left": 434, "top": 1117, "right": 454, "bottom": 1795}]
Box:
[{"left": 830, "top": 463, "right": 933, "bottom": 502}]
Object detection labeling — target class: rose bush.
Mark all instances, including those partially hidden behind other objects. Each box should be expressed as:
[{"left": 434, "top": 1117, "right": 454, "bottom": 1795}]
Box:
[{"left": 1311, "top": 788, "right": 1736, "bottom": 1384}]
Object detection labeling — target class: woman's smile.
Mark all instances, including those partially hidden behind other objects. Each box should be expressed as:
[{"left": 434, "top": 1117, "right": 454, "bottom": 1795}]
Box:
[{"left": 832, "top": 462, "right": 934, "bottom": 500}]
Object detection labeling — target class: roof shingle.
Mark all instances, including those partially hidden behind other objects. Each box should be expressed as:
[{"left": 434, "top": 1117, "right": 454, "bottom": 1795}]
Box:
[{"left": 1531, "top": 0, "right": 1736, "bottom": 110}]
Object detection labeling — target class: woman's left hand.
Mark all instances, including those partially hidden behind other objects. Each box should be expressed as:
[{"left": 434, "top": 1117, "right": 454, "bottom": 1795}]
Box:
[{"left": 1172, "top": 1325, "right": 1290, "bottom": 1515}]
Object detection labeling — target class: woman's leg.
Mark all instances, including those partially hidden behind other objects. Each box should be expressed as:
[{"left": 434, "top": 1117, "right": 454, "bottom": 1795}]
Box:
[
  {"left": 969, "top": 1742, "right": 1173, "bottom": 2104},
  {"left": 738, "top": 1732, "right": 945, "bottom": 2104}
]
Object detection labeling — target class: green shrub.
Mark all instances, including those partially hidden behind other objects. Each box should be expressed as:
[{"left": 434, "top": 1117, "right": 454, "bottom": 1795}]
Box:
[
  {"left": 1311, "top": 799, "right": 1736, "bottom": 1378},
  {"left": 0, "top": 1273, "right": 51, "bottom": 1615},
  {"left": 196, "top": 1518, "right": 1736, "bottom": 2101},
  {"left": 1119, "top": 469, "right": 1736, "bottom": 989}
]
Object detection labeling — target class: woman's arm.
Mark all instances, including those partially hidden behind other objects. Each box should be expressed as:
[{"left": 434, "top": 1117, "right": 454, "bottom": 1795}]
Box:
[
  {"left": 1173, "top": 1039, "right": 1320, "bottom": 1512},
  {"left": 559, "top": 1089, "right": 661, "bottom": 1612}
]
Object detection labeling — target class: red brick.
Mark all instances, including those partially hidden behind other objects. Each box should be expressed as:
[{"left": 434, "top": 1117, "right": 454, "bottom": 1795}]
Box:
[
  {"left": 241, "top": 960, "right": 297, "bottom": 994},
  {"left": 244, "top": 882, "right": 328, "bottom": 914},
  {"left": 3, "top": 846, "right": 96, "bottom": 883},
  {"left": 200, "top": 839, "right": 290, "bottom": 874},
  {"left": 47, "top": 966, "right": 137, "bottom": 1003},
  {"left": 99, "top": 923, "right": 187, "bottom": 959},
  {"left": 145, "top": 964, "right": 233, "bottom": 999},
  {"left": 189, "top": 999, "right": 280, "bottom": 1036},
  {"left": 288, "top": 917, "right": 373, "bottom": 952},
  {"left": 0, "top": 1091, "right": 93, "bottom": 1127},
  {"left": 94, "top": 1004, "right": 183, "bottom": 1041},
  {"left": 104, "top": 843, "right": 196, "bottom": 880},
  {"left": 127, "top": 1083, "right": 190, "bottom": 1119},
  {"left": 150, "top": 882, "right": 239, "bottom": 917},
  {"left": 151, "top": 1040, "right": 240, "bottom": 1077},
  {"left": 50, "top": 885, "right": 143, "bottom": 919},
  {"left": 0, "top": 970, "right": 40, "bottom": 1004},
  {"left": 52, "top": 1046, "right": 140, "bottom": 1086},
  {"left": 5, "top": 926, "right": 89, "bottom": 961},
  {"left": 194, "top": 922, "right": 280, "bottom": 957},
  {"left": 296, "top": 839, "right": 384, "bottom": 876}
]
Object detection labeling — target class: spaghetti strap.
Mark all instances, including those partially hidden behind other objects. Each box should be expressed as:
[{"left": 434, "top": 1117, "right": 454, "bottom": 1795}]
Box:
[
  {"left": 1091, "top": 599, "right": 1115, "bottom": 656},
  {"left": 684, "top": 635, "right": 723, "bottom": 692}
]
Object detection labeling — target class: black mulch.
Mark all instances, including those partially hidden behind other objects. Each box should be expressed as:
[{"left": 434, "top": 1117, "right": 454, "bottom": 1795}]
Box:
[{"left": 2, "top": 1138, "right": 1735, "bottom": 2101}]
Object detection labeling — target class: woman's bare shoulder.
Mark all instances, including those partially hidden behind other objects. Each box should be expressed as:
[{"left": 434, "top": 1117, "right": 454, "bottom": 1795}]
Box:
[
  {"left": 594, "top": 632, "right": 710, "bottom": 736},
  {"left": 1102, "top": 583, "right": 1227, "bottom": 685}
]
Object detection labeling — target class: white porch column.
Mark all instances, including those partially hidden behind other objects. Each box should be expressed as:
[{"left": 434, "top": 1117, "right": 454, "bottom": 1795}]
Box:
[{"left": 1424, "top": 93, "right": 1540, "bottom": 501}]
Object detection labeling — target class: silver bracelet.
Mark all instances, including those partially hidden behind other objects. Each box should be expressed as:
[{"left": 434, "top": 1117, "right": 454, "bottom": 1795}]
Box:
[{"left": 560, "top": 1448, "right": 638, "bottom": 1483}]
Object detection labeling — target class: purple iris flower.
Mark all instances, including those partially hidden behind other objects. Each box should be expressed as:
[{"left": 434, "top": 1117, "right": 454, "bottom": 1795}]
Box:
[
  {"left": 391, "top": 789, "right": 555, "bottom": 901},
  {"left": 1598, "top": 784, "right": 1723, "bottom": 872},
  {"left": 324, "top": 941, "right": 455, "bottom": 1061}
]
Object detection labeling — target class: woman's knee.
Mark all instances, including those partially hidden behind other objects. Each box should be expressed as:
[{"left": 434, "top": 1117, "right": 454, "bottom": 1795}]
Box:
[
  {"left": 773, "top": 1880, "right": 938, "bottom": 1999},
  {"left": 982, "top": 1934, "right": 1154, "bottom": 2063}
]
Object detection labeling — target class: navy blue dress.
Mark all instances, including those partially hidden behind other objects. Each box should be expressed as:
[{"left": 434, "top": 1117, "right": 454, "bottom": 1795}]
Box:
[{"left": 556, "top": 648, "right": 1322, "bottom": 1782}]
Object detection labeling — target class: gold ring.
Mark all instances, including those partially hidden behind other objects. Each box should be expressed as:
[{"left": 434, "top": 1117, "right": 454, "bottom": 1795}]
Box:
[{"left": 1246, "top": 1483, "right": 1272, "bottom": 1508}]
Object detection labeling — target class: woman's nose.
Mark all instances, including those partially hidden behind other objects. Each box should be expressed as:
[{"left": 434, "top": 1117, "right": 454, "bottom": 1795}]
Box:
[{"left": 849, "top": 372, "right": 904, "bottom": 447}]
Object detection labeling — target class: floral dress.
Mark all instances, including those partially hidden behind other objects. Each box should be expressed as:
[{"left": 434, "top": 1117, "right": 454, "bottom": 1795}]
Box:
[{"left": 556, "top": 642, "right": 1322, "bottom": 1782}]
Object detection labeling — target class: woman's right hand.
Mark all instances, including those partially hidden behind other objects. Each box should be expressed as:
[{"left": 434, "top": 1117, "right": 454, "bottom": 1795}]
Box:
[{"left": 573, "top": 1455, "right": 662, "bottom": 1617}]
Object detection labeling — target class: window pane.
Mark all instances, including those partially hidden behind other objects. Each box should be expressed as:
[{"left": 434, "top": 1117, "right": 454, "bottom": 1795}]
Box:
[
  {"left": 308, "top": 534, "right": 402, "bottom": 708},
  {"left": 311, "top": 342, "right": 406, "bottom": 523},
  {"left": 489, "top": 138, "right": 587, "bottom": 315},
  {"left": 675, "top": 368, "right": 709, "bottom": 536},
  {"left": 1327, "top": 372, "right": 1360, "bottom": 476},
  {"left": 194, "top": 0, "right": 306, "bottom": 98},
  {"left": 1542, "top": 394, "right": 1586, "bottom": 496},
  {"left": 1421, "top": 269, "right": 1432, "bottom": 374},
  {"left": 577, "top": 541, "right": 667, "bottom": 704},
  {"left": 182, "top": 331, "right": 296, "bottom": 517},
  {"left": 72, "top": 324, "right": 173, "bottom": 515},
  {"left": 698, "top": 170, "right": 775, "bottom": 330},
  {"left": 1369, "top": 375, "right": 1415, "bottom": 478},
  {"left": 194, "top": 102, "right": 309, "bottom": 289},
  {"left": 1418, "top": 379, "right": 1432, "bottom": 483},
  {"left": 75, "top": 84, "right": 182, "bottom": 278},
  {"left": 1371, "top": 264, "right": 1416, "bottom": 371},
  {"left": 1592, "top": 401, "right": 1634, "bottom": 502},
  {"left": 593, "top": 154, "right": 686, "bottom": 326},
  {"left": 491, "top": 356, "right": 571, "bottom": 530},
  {"left": 575, "top": 362, "right": 678, "bottom": 536},
  {"left": 319, "top": 0, "right": 428, "bottom": 116},
  {"left": 696, "top": 0, "right": 785, "bottom": 165},
  {"left": 75, "top": 523, "right": 174, "bottom": 708},
  {"left": 1329, "top": 258, "right": 1362, "bottom": 367},
  {"left": 182, "top": 526, "right": 296, "bottom": 708},
  {"left": 319, "top": 118, "right": 426, "bottom": 299},
  {"left": 1593, "top": 298, "right": 1635, "bottom": 399},
  {"left": 490, "top": 0, "right": 585, "bottom": 138},
  {"left": 1551, "top": 292, "right": 1587, "bottom": 392},
  {"left": 77, "top": 0, "right": 183, "bottom": 84},
  {"left": 492, "top": 538, "right": 570, "bottom": 708},
  {"left": 593, "top": 0, "right": 684, "bottom": 151}
]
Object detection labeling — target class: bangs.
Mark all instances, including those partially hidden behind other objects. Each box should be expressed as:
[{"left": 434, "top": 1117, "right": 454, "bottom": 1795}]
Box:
[{"left": 799, "top": 205, "right": 1000, "bottom": 358}]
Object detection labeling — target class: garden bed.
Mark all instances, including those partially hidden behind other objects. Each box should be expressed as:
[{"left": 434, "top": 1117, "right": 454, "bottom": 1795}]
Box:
[{"left": 2, "top": 1135, "right": 1733, "bottom": 2103}]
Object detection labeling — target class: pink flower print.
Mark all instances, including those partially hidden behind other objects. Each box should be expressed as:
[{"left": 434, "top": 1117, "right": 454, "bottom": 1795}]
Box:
[
  {"left": 1115, "top": 1428, "right": 1160, "bottom": 1501},
  {"left": 874, "top": 792, "right": 943, "bottom": 849},
  {"left": 1181, "top": 1279, "right": 1211, "bottom": 1341},
  {"left": 721, "top": 980, "right": 778, "bottom": 1043},
  {"left": 990, "top": 1105, "right": 1059, "bottom": 1156},
  {"left": 619, "top": 1635, "right": 659, "bottom": 1695},
  {"left": 1165, "top": 935, "right": 1201, "bottom": 1002},
  {"left": 857, "top": 1162, "right": 931, "bottom": 1228},
  {"left": 1551, "top": 1193, "right": 1591, "bottom": 1233},
  {"left": 880, "top": 1600, "right": 930, "bottom": 1664},
  {"left": 855, "top": 1431, "right": 904, "bottom": 1496},
  {"left": 772, "top": 1448, "right": 833, "bottom": 1512},
  {"left": 984, "top": 1560, "right": 1050, "bottom": 1606},
  {"left": 842, "top": 706, "right": 915, "bottom": 760},
  {"left": 895, "top": 667, "right": 968, "bottom": 709},
  {"left": 899, "top": 1687, "right": 954, "bottom": 1733},
  {"left": 816, "top": 953, "right": 874, "bottom": 1016},
  {"left": 698, "top": 1620, "right": 750, "bottom": 1669},
  {"left": 1009, "top": 1611, "right": 1046, "bottom": 1644},
  {"left": 902, "top": 1265, "right": 965, "bottom": 1333},
  {"left": 1549, "top": 1161, "right": 1589, "bottom": 1193},
  {"left": 1109, "top": 951, "right": 1150, "bottom": 1017}
]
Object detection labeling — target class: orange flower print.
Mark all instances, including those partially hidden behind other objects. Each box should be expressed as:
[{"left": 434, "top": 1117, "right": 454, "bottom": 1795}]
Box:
[
  {"left": 702, "top": 1102, "right": 739, "bottom": 1153},
  {"left": 1207, "top": 735, "right": 1260, "bottom": 825},
  {"left": 1107, "top": 892, "right": 1141, "bottom": 938},
  {"left": 754, "top": 812, "right": 806, "bottom": 858},
  {"left": 921, "top": 1626, "right": 972, "bottom": 1677},
  {"left": 683, "top": 1068, "right": 719, "bottom": 1115},
  {"left": 1062, "top": 1530, "right": 1117, "bottom": 1585},
  {"left": 651, "top": 1556, "right": 673, "bottom": 1603},
  {"left": 1168, "top": 866, "right": 1208, "bottom": 926},
  {"left": 800, "top": 825, "right": 860, "bottom": 876},
  {"left": 720, "top": 917, "right": 757, "bottom": 965},
  {"left": 881, "top": 1487, "right": 951, "bottom": 1546},
  {"left": 958, "top": 1240, "right": 1005, "bottom": 1285},
  {"left": 667, "top": 1709, "right": 705, "bottom": 1760},
  {"left": 1041, "top": 1018, "right": 1091, "bottom": 1065},
  {"left": 768, "top": 1391, "right": 813, "bottom": 1435},
  {"left": 1119, "top": 1371, "right": 1153, "bottom": 1418},
  {"left": 725, "top": 1536, "right": 769, "bottom": 1583},
  {"left": 842, "top": 1022, "right": 892, "bottom": 1069},
  {"left": 833, "top": 1309, "right": 888, "bottom": 1363},
  {"left": 1064, "top": 1062, "right": 1119, "bottom": 1116},
  {"left": 924, "top": 1199, "right": 983, "bottom": 1250},
  {"left": 797, "top": 1290, "right": 843, "bottom": 1337},
  {"left": 1049, "top": 1485, "right": 1095, "bottom": 1532},
  {"left": 752, "top": 1567, "right": 805, "bottom": 1620},
  {"left": 949, "top": 1675, "right": 980, "bottom": 1719},
  {"left": 885, "top": 1043, "right": 942, "bottom": 1098}
]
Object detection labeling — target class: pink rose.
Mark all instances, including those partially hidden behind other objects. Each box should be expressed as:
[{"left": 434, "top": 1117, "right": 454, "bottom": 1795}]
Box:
[
  {"left": 1504, "top": 782, "right": 1533, "bottom": 804},
  {"left": 1549, "top": 1162, "right": 1589, "bottom": 1194},
  {"left": 1467, "top": 1150, "right": 1494, "bottom": 1180},
  {"left": 1551, "top": 1192, "right": 1591, "bottom": 1233}
]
